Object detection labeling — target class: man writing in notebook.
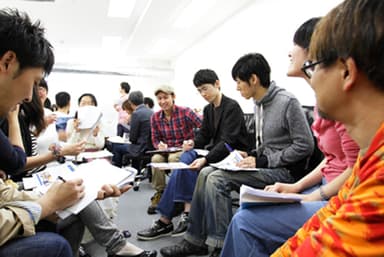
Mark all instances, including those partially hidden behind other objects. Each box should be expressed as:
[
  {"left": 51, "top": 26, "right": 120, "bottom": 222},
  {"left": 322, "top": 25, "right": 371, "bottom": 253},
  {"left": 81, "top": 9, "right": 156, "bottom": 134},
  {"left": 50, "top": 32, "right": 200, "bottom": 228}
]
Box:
[
  {"left": 160, "top": 53, "right": 314, "bottom": 257},
  {"left": 148, "top": 85, "right": 202, "bottom": 214},
  {"left": 137, "top": 69, "right": 249, "bottom": 240}
]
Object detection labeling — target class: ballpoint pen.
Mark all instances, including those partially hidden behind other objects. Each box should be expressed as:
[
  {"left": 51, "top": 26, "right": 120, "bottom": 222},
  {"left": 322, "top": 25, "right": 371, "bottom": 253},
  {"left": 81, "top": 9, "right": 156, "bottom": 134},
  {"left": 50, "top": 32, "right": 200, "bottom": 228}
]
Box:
[{"left": 57, "top": 176, "right": 66, "bottom": 183}]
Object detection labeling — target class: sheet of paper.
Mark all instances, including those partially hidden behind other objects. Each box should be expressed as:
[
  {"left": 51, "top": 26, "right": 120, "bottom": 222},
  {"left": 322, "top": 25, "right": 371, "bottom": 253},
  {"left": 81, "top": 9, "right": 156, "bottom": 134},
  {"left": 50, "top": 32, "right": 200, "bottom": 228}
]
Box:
[
  {"left": 239, "top": 185, "right": 302, "bottom": 205},
  {"left": 146, "top": 147, "right": 182, "bottom": 154},
  {"left": 209, "top": 151, "right": 259, "bottom": 171},
  {"left": 77, "top": 150, "right": 113, "bottom": 159},
  {"left": 77, "top": 106, "right": 102, "bottom": 129},
  {"left": 148, "top": 162, "right": 191, "bottom": 170}
]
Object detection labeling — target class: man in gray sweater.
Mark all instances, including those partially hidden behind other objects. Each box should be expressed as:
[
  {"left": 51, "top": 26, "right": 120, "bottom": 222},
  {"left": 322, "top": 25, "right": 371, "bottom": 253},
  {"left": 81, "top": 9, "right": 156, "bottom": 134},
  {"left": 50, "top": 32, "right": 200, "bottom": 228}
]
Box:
[{"left": 160, "top": 53, "right": 314, "bottom": 257}]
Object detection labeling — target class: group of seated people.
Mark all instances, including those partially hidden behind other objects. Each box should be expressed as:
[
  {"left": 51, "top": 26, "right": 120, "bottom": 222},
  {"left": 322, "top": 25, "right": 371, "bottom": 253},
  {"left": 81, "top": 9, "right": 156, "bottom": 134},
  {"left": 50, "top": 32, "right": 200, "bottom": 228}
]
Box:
[{"left": 2, "top": 0, "right": 384, "bottom": 256}]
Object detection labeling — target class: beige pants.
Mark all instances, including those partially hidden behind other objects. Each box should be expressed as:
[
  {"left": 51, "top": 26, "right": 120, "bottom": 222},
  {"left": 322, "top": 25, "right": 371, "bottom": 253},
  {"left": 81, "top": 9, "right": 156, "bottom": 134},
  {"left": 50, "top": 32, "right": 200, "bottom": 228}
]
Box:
[{"left": 151, "top": 152, "right": 182, "bottom": 191}]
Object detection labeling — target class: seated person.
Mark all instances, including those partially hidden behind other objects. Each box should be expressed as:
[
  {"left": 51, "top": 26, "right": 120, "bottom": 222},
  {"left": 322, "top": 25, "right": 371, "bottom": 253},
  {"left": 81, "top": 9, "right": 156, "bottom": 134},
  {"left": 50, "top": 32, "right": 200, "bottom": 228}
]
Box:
[
  {"left": 66, "top": 93, "right": 105, "bottom": 150},
  {"left": 160, "top": 53, "right": 315, "bottom": 257},
  {"left": 137, "top": 69, "right": 250, "bottom": 240},
  {"left": 272, "top": 1, "right": 384, "bottom": 255},
  {"left": 148, "top": 85, "right": 202, "bottom": 214},
  {"left": 221, "top": 17, "right": 359, "bottom": 257},
  {"left": 112, "top": 91, "right": 154, "bottom": 167}
]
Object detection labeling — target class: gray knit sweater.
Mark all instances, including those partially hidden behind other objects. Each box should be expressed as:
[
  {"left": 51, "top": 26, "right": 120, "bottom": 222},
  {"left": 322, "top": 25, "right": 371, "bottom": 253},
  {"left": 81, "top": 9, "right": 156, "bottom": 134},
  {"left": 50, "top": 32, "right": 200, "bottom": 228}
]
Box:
[{"left": 251, "top": 81, "right": 314, "bottom": 177}]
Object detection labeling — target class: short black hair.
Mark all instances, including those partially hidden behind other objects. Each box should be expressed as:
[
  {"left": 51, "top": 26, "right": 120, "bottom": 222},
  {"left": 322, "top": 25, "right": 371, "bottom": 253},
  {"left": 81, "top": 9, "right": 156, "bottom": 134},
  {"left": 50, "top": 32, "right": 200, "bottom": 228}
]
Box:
[
  {"left": 0, "top": 9, "right": 54, "bottom": 75},
  {"left": 144, "top": 97, "right": 154, "bottom": 109},
  {"left": 39, "top": 78, "right": 48, "bottom": 91},
  {"left": 293, "top": 17, "right": 321, "bottom": 49},
  {"left": 120, "top": 82, "right": 131, "bottom": 94},
  {"left": 193, "top": 69, "right": 219, "bottom": 87},
  {"left": 78, "top": 93, "right": 98, "bottom": 106},
  {"left": 231, "top": 53, "right": 271, "bottom": 88},
  {"left": 55, "top": 91, "right": 70, "bottom": 108}
]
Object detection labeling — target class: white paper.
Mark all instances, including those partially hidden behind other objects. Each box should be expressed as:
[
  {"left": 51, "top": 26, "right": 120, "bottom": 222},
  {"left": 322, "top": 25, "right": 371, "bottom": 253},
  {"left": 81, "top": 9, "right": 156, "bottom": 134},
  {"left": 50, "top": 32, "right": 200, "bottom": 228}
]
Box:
[
  {"left": 149, "top": 162, "right": 191, "bottom": 170},
  {"left": 77, "top": 106, "right": 102, "bottom": 129},
  {"left": 209, "top": 151, "right": 258, "bottom": 171},
  {"left": 239, "top": 185, "right": 302, "bottom": 205},
  {"left": 77, "top": 150, "right": 113, "bottom": 159}
]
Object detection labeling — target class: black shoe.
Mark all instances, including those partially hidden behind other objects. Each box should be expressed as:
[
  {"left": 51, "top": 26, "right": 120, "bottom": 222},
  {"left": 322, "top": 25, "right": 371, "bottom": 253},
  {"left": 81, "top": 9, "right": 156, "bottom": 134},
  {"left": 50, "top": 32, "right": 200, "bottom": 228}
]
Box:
[
  {"left": 210, "top": 248, "right": 222, "bottom": 257},
  {"left": 160, "top": 239, "right": 208, "bottom": 257},
  {"left": 79, "top": 246, "right": 91, "bottom": 257},
  {"left": 147, "top": 205, "right": 157, "bottom": 215},
  {"left": 108, "top": 250, "right": 157, "bottom": 257},
  {"left": 147, "top": 191, "right": 163, "bottom": 215},
  {"left": 172, "top": 212, "right": 189, "bottom": 237},
  {"left": 137, "top": 220, "right": 173, "bottom": 240}
]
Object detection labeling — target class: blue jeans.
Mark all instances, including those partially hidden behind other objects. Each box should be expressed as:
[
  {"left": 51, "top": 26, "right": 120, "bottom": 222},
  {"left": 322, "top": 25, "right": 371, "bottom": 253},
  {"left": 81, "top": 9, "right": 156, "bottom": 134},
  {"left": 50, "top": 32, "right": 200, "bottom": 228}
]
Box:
[
  {"left": 0, "top": 232, "right": 72, "bottom": 257},
  {"left": 220, "top": 201, "right": 327, "bottom": 257},
  {"left": 157, "top": 150, "right": 199, "bottom": 219},
  {"left": 184, "top": 166, "right": 294, "bottom": 248}
]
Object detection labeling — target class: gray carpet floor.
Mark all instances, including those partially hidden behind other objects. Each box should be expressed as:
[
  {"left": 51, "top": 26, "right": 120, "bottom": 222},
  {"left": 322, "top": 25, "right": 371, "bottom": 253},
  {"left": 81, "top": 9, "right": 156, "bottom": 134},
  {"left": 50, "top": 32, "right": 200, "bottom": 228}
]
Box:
[{"left": 83, "top": 179, "right": 211, "bottom": 257}]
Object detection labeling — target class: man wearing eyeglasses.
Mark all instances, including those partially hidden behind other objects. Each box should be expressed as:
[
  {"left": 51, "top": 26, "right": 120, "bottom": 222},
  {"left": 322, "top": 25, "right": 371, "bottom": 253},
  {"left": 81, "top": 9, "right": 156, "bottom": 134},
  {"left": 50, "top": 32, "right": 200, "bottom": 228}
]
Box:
[{"left": 273, "top": 0, "right": 384, "bottom": 256}]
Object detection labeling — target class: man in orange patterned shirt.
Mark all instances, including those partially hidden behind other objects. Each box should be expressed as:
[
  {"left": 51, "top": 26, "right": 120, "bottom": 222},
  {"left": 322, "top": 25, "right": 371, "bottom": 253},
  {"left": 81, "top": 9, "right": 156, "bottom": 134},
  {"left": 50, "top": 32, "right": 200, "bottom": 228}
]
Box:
[{"left": 272, "top": 0, "right": 384, "bottom": 256}]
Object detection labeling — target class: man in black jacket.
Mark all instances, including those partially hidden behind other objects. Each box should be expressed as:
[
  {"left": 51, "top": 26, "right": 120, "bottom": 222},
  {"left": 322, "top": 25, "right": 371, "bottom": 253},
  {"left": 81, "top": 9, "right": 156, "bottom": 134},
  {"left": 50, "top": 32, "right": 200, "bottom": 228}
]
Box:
[{"left": 137, "top": 69, "right": 249, "bottom": 240}]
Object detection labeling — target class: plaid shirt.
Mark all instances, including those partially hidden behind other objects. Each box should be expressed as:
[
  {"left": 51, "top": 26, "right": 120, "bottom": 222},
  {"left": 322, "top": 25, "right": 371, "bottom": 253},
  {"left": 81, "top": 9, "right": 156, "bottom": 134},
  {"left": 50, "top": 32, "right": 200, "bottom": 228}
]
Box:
[
  {"left": 273, "top": 122, "right": 384, "bottom": 257},
  {"left": 151, "top": 105, "right": 202, "bottom": 148}
]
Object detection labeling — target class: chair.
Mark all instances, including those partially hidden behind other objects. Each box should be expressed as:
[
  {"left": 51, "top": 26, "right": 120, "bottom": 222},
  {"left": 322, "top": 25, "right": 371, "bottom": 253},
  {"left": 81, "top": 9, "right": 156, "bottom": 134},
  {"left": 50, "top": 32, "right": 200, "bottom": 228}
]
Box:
[{"left": 122, "top": 152, "right": 152, "bottom": 191}]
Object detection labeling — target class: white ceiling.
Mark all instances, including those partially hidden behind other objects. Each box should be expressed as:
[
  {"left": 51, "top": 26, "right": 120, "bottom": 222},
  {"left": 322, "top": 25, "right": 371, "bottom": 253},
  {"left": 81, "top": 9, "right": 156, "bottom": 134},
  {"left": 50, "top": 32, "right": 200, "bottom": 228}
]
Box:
[{"left": 0, "top": 0, "right": 255, "bottom": 77}]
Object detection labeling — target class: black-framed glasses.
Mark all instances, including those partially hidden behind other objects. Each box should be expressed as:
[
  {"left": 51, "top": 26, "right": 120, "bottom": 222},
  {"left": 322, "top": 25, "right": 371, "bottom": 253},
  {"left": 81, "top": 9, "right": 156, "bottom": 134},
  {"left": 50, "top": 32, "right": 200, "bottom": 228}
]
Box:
[{"left": 301, "top": 59, "right": 325, "bottom": 79}]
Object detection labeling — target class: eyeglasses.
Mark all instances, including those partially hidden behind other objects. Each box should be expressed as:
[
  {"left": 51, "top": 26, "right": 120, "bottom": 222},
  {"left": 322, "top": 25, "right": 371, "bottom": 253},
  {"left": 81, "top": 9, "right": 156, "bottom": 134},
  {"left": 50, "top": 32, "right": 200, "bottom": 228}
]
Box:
[{"left": 301, "top": 59, "right": 325, "bottom": 79}]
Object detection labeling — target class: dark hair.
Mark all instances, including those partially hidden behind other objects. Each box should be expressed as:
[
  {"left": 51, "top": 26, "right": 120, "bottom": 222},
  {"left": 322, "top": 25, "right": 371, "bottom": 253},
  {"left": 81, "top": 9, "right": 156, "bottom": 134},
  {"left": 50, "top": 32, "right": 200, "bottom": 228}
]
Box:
[
  {"left": 38, "top": 79, "right": 53, "bottom": 110},
  {"left": 39, "top": 78, "right": 48, "bottom": 91},
  {"left": 0, "top": 9, "right": 54, "bottom": 75},
  {"left": 120, "top": 82, "right": 131, "bottom": 94},
  {"left": 55, "top": 91, "right": 71, "bottom": 108},
  {"left": 78, "top": 93, "right": 98, "bottom": 106},
  {"left": 128, "top": 91, "right": 144, "bottom": 106},
  {"left": 20, "top": 85, "right": 45, "bottom": 136},
  {"left": 193, "top": 69, "right": 219, "bottom": 87},
  {"left": 144, "top": 97, "right": 154, "bottom": 109},
  {"left": 293, "top": 17, "right": 321, "bottom": 49},
  {"left": 309, "top": 0, "right": 384, "bottom": 91},
  {"left": 232, "top": 53, "right": 271, "bottom": 88}
]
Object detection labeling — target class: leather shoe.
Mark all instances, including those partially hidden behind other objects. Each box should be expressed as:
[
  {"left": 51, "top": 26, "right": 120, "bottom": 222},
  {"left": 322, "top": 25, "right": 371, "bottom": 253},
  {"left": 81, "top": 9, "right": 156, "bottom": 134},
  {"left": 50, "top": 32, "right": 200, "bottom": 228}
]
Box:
[
  {"left": 108, "top": 250, "right": 157, "bottom": 257},
  {"left": 160, "top": 240, "right": 208, "bottom": 257}
]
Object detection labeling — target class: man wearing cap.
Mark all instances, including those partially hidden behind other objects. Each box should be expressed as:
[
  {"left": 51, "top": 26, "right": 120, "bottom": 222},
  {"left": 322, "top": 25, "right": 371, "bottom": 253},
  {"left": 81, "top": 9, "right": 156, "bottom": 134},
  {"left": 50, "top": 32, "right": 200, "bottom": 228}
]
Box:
[
  {"left": 148, "top": 85, "right": 202, "bottom": 214},
  {"left": 112, "top": 91, "right": 153, "bottom": 167}
]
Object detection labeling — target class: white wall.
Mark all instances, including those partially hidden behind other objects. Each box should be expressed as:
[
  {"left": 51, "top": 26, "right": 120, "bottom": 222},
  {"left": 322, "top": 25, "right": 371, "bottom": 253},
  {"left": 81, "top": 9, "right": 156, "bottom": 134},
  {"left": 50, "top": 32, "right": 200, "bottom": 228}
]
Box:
[
  {"left": 46, "top": 72, "right": 167, "bottom": 136},
  {"left": 173, "top": 0, "right": 343, "bottom": 113}
]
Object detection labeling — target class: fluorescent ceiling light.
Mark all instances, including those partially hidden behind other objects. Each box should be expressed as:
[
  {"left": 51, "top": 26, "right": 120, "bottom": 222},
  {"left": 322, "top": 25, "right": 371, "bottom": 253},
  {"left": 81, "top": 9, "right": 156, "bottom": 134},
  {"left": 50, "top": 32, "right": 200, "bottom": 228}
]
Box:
[
  {"left": 173, "top": 0, "right": 217, "bottom": 28},
  {"left": 108, "top": 0, "right": 136, "bottom": 18}
]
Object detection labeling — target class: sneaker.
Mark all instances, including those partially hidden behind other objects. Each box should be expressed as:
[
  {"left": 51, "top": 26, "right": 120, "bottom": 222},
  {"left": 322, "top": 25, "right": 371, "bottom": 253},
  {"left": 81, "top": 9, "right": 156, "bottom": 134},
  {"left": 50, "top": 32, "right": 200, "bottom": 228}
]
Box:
[
  {"left": 137, "top": 220, "right": 173, "bottom": 240},
  {"left": 79, "top": 245, "right": 91, "bottom": 257},
  {"left": 172, "top": 212, "right": 189, "bottom": 237},
  {"left": 160, "top": 239, "right": 208, "bottom": 257},
  {"left": 147, "top": 191, "right": 163, "bottom": 215},
  {"left": 108, "top": 250, "right": 157, "bottom": 257}
]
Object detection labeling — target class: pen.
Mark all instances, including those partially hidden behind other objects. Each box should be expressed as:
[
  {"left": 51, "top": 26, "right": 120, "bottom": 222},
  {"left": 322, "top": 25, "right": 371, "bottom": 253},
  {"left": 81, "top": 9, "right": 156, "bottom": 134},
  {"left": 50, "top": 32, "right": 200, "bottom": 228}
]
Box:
[
  {"left": 224, "top": 143, "right": 234, "bottom": 152},
  {"left": 58, "top": 176, "right": 66, "bottom": 183}
]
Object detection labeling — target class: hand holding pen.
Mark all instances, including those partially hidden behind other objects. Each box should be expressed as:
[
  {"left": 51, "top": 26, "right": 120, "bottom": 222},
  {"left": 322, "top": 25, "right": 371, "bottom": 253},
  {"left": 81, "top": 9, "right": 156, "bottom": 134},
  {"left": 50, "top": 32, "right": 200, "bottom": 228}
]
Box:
[
  {"left": 158, "top": 141, "right": 168, "bottom": 150},
  {"left": 182, "top": 139, "right": 194, "bottom": 151}
]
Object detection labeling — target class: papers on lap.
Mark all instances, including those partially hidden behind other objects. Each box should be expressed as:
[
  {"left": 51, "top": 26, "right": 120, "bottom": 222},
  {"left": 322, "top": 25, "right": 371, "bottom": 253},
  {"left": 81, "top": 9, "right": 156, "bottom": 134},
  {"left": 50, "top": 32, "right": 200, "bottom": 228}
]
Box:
[
  {"left": 148, "top": 162, "right": 191, "bottom": 170},
  {"left": 239, "top": 185, "right": 302, "bottom": 206},
  {"left": 210, "top": 151, "right": 259, "bottom": 171},
  {"left": 30, "top": 159, "right": 136, "bottom": 219}
]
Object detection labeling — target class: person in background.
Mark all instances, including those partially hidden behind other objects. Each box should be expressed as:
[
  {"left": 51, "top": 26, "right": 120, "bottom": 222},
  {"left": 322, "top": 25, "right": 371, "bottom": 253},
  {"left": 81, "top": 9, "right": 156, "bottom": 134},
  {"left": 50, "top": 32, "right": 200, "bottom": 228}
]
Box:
[
  {"left": 112, "top": 91, "right": 153, "bottom": 168},
  {"left": 66, "top": 93, "right": 105, "bottom": 150},
  {"left": 37, "top": 78, "right": 53, "bottom": 111},
  {"left": 137, "top": 69, "right": 249, "bottom": 240},
  {"left": 144, "top": 97, "right": 154, "bottom": 110},
  {"left": 114, "top": 81, "right": 131, "bottom": 137},
  {"left": 160, "top": 53, "right": 314, "bottom": 257},
  {"left": 220, "top": 17, "right": 359, "bottom": 257},
  {"left": 272, "top": 0, "right": 384, "bottom": 255},
  {"left": 54, "top": 91, "right": 72, "bottom": 142},
  {"left": 148, "top": 85, "right": 202, "bottom": 214}
]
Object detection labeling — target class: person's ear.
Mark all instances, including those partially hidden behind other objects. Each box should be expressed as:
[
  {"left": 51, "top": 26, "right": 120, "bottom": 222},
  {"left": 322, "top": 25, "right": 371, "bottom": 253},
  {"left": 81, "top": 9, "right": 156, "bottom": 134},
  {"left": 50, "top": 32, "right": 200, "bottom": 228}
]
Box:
[
  {"left": 0, "top": 51, "right": 17, "bottom": 72},
  {"left": 249, "top": 74, "right": 259, "bottom": 86},
  {"left": 342, "top": 57, "right": 357, "bottom": 91}
]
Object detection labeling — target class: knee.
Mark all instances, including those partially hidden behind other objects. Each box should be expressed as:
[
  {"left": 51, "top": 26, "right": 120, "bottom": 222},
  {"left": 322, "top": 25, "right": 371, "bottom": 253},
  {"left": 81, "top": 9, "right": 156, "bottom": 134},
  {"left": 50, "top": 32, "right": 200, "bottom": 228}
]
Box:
[{"left": 151, "top": 154, "right": 163, "bottom": 163}]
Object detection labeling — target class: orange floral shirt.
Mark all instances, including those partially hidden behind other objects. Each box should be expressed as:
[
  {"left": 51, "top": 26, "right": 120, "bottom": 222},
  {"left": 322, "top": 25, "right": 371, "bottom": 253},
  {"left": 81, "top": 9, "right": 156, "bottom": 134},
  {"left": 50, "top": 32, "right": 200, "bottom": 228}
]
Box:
[{"left": 272, "top": 122, "right": 384, "bottom": 257}]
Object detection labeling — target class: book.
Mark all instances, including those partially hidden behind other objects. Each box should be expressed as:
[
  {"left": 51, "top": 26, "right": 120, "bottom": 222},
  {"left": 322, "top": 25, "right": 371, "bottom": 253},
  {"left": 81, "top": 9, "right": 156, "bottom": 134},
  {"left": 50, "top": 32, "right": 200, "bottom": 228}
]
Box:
[
  {"left": 210, "top": 151, "right": 259, "bottom": 171},
  {"left": 148, "top": 162, "right": 192, "bottom": 170},
  {"left": 239, "top": 184, "right": 302, "bottom": 206},
  {"left": 32, "top": 159, "right": 136, "bottom": 218}
]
